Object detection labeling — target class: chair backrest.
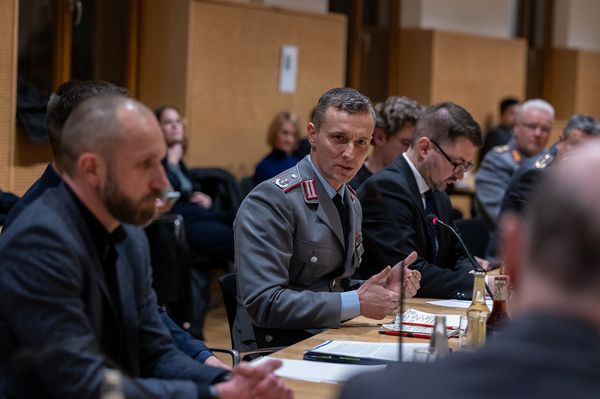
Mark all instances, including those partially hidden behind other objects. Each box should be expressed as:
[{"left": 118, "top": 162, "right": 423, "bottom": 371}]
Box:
[
  {"left": 454, "top": 217, "right": 490, "bottom": 259},
  {"left": 238, "top": 176, "right": 255, "bottom": 199},
  {"left": 218, "top": 272, "right": 238, "bottom": 348},
  {"left": 189, "top": 167, "right": 243, "bottom": 212}
]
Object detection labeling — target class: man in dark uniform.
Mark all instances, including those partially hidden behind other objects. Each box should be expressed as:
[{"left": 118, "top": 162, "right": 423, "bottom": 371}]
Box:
[
  {"left": 501, "top": 114, "right": 600, "bottom": 214},
  {"left": 340, "top": 140, "right": 600, "bottom": 399},
  {"left": 475, "top": 99, "right": 554, "bottom": 228},
  {"left": 233, "top": 88, "right": 421, "bottom": 351}
]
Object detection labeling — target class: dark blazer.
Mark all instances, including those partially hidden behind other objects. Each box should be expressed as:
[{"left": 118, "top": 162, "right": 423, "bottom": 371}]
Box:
[
  {"left": 340, "top": 313, "right": 600, "bottom": 399},
  {"left": 0, "top": 184, "right": 226, "bottom": 398},
  {"left": 1, "top": 162, "right": 213, "bottom": 361},
  {"left": 357, "top": 155, "right": 473, "bottom": 299},
  {"left": 1, "top": 163, "right": 61, "bottom": 232}
]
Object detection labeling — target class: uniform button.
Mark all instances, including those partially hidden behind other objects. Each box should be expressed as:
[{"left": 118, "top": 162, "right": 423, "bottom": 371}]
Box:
[
  {"left": 265, "top": 335, "right": 273, "bottom": 343},
  {"left": 310, "top": 256, "right": 318, "bottom": 263},
  {"left": 291, "top": 174, "right": 298, "bottom": 178}
]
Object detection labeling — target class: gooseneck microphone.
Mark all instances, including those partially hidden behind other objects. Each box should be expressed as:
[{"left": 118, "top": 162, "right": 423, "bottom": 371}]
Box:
[{"left": 426, "top": 214, "right": 494, "bottom": 300}]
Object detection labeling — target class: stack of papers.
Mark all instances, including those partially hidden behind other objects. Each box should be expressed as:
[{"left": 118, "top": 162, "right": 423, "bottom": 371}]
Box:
[
  {"left": 379, "top": 308, "right": 461, "bottom": 338},
  {"left": 303, "top": 340, "right": 429, "bottom": 364}
]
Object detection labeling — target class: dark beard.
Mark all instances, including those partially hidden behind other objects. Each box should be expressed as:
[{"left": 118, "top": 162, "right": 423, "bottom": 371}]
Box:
[{"left": 101, "top": 174, "right": 160, "bottom": 226}]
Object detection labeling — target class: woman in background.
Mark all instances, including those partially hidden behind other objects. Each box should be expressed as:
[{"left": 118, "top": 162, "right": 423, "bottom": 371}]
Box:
[
  {"left": 253, "top": 111, "right": 300, "bottom": 185},
  {"left": 155, "top": 105, "right": 234, "bottom": 339}
]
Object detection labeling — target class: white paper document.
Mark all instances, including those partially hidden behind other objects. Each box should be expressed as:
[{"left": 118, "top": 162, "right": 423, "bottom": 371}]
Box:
[
  {"left": 427, "top": 299, "right": 494, "bottom": 309},
  {"left": 305, "top": 340, "right": 430, "bottom": 363},
  {"left": 252, "top": 356, "right": 385, "bottom": 384}
]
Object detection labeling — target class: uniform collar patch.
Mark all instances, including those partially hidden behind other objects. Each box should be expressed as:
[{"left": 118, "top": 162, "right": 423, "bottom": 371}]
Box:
[{"left": 302, "top": 179, "right": 318, "bottom": 201}]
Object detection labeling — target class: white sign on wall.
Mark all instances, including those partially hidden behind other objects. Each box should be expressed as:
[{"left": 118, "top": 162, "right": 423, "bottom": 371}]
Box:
[{"left": 279, "top": 45, "right": 298, "bottom": 93}]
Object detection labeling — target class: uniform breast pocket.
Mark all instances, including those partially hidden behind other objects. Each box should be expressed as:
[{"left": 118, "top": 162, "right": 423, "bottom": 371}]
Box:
[{"left": 289, "top": 240, "right": 331, "bottom": 286}]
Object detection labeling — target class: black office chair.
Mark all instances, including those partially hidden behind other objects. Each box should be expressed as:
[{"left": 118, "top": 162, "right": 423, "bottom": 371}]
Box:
[
  {"left": 238, "top": 176, "right": 255, "bottom": 199},
  {"left": 454, "top": 217, "right": 490, "bottom": 259},
  {"left": 218, "top": 273, "right": 286, "bottom": 361}
]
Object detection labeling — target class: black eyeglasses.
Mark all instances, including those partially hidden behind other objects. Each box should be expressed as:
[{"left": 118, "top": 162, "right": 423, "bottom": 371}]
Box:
[{"left": 430, "top": 139, "right": 473, "bottom": 173}]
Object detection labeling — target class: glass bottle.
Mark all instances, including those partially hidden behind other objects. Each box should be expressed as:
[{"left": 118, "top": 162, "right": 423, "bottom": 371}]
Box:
[
  {"left": 466, "top": 271, "right": 490, "bottom": 350},
  {"left": 429, "top": 315, "right": 449, "bottom": 358},
  {"left": 486, "top": 276, "right": 510, "bottom": 339}
]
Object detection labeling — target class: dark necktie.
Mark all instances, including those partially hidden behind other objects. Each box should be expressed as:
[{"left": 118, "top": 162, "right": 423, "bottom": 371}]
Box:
[
  {"left": 424, "top": 190, "right": 439, "bottom": 262},
  {"left": 332, "top": 193, "right": 348, "bottom": 240}
]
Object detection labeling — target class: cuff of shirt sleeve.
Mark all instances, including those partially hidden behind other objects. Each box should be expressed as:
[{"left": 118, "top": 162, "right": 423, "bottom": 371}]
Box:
[
  {"left": 340, "top": 290, "right": 361, "bottom": 321},
  {"left": 194, "top": 349, "right": 215, "bottom": 363}
]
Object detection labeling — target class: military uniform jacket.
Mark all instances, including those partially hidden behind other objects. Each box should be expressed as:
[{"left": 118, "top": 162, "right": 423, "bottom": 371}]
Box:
[
  {"left": 500, "top": 145, "right": 557, "bottom": 215},
  {"left": 233, "top": 156, "right": 364, "bottom": 350}
]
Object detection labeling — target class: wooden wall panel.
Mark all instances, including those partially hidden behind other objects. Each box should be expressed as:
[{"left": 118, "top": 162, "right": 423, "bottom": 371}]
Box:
[
  {"left": 431, "top": 30, "right": 527, "bottom": 129},
  {"left": 544, "top": 49, "right": 578, "bottom": 119},
  {"left": 11, "top": 129, "right": 53, "bottom": 195},
  {"left": 575, "top": 50, "right": 600, "bottom": 119},
  {"left": 545, "top": 48, "right": 600, "bottom": 120},
  {"left": 394, "top": 28, "right": 526, "bottom": 135},
  {"left": 185, "top": 0, "right": 346, "bottom": 177},
  {"left": 0, "top": 0, "right": 18, "bottom": 191},
  {"left": 394, "top": 29, "right": 434, "bottom": 105},
  {"left": 138, "top": 0, "right": 190, "bottom": 113}
]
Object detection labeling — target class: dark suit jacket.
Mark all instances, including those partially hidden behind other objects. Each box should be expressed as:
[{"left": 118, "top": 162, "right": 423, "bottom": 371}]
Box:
[
  {"left": 340, "top": 312, "right": 600, "bottom": 399},
  {"left": 1, "top": 162, "right": 212, "bottom": 362},
  {"left": 0, "top": 184, "right": 226, "bottom": 398},
  {"left": 358, "top": 155, "right": 473, "bottom": 299},
  {"left": 2, "top": 163, "right": 61, "bottom": 232}
]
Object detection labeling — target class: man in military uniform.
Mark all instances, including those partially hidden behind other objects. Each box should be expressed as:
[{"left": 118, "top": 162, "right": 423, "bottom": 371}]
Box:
[
  {"left": 502, "top": 114, "right": 600, "bottom": 215},
  {"left": 233, "top": 88, "right": 421, "bottom": 351},
  {"left": 475, "top": 99, "right": 554, "bottom": 228}
]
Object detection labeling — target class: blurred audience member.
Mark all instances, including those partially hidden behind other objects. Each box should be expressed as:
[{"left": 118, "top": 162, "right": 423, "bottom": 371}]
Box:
[
  {"left": 475, "top": 99, "right": 553, "bottom": 228},
  {"left": 350, "top": 96, "right": 422, "bottom": 189},
  {"left": 479, "top": 97, "right": 519, "bottom": 162},
  {"left": 253, "top": 112, "right": 300, "bottom": 185},
  {"left": 156, "top": 105, "right": 234, "bottom": 339}
]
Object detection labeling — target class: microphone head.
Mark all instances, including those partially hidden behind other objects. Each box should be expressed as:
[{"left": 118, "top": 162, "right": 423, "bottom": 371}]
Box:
[{"left": 426, "top": 214, "right": 438, "bottom": 225}]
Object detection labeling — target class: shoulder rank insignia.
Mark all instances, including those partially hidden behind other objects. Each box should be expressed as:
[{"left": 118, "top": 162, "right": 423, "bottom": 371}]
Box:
[
  {"left": 273, "top": 169, "right": 302, "bottom": 192},
  {"left": 302, "top": 179, "right": 318, "bottom": 200},
  {"left": 534, "top": 153, "right": 554, "bottom": 169},
  {"left": 511, "top": 150, "right": 522, "bottom": 164},
  {"left": 493, "top": 145, "right": 510, "bottom": 153}
]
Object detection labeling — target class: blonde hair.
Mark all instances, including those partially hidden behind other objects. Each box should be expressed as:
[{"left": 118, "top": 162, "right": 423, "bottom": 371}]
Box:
[{"left": 266, "top": 111, "right": 300, "bottom": 148}]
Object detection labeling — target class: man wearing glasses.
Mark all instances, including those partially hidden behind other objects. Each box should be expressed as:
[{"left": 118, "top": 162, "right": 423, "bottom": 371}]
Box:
[
  {"left": 475, "top": 99, "right": 554, "bottom": 228},
  {"left": 357, "top": 102, "right": 483, "bottom": 299}
]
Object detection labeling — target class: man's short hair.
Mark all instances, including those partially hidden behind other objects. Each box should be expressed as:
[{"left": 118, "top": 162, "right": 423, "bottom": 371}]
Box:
[
  {"left": 381, "top": 96, "right": 422, "bottom": 139},
  {"left": 499, "top": 97, "right": 519, "bottom": 115},
  {"left": 411, "top": 102, "right": 483, "bottom": 147},
  {"left": 517, "top": 99, "right": 555, "bottom": 121},
  {"left": 526, "top": 141, "right": 600, "bottom": 292},
  {"left": 563, "top": 114, "right": 600, "bottom": 139},
  {"left": 46, "top": 80, "right": 129, "bottom": 155},
  {"left": 59, "top": 94, "right": 141, "bottom": 175},
  {"left": 266, "top": 111, "right": 300, "bottom": 148},
  {"left": 312, "top": 88, "right": 375, "bottom": 130}
]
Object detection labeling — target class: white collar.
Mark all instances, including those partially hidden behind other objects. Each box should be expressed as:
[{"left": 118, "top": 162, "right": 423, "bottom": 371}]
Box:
[{"left": 403, "top": 152, "right": 430, "bottom": 195}]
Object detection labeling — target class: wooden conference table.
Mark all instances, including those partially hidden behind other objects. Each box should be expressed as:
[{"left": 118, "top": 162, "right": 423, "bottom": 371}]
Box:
[{"left": 267, "top": 298, "right": 467, "bottom": 399}]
